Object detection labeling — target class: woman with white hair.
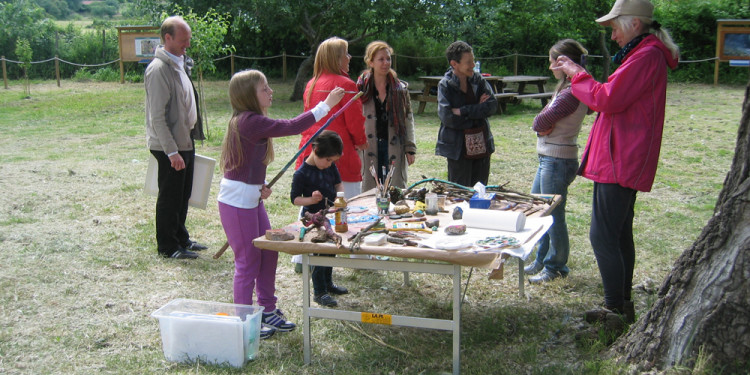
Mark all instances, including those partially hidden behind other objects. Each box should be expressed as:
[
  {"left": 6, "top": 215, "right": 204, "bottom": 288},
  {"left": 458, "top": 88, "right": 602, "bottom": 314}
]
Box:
[{"left": 553, "top": 0, "right": 679, "bottom": 326}]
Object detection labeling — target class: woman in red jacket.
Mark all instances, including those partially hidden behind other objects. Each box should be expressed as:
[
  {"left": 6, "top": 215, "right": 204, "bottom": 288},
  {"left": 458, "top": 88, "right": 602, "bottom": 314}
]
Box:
[
  {"left": 554, "top": 0, "right": 679, "bottom": 324},
  {"left": 295, "top": 37, "right": 367, "bottom": 199}
]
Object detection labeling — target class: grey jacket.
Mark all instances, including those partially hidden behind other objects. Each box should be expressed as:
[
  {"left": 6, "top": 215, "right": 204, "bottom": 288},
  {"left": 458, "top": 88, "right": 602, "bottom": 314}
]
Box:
[
  {"left": 435, "top": 69, "right": 497, "bottom": 160},
  {"left": 145, "top": 46, "right": 203, "bottom": 154}
]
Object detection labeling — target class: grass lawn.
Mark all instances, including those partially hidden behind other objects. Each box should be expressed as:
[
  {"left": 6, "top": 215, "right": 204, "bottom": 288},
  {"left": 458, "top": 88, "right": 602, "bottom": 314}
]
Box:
[{"left": 0, "top": 78, "right": 744, "bottom": 374}]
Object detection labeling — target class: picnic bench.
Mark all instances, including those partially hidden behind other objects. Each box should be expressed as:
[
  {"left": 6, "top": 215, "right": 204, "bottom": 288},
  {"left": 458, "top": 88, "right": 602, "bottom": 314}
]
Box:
[{"left": 414, "top": 75, "right": 553, "bottom": 115}]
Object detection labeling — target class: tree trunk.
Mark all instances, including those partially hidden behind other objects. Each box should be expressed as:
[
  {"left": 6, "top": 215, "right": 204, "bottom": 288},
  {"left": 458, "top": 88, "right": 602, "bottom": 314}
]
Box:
[
  {"left": 290, "top": 56, "right": 314, "bottom": 102},
  {"left": 610, "top": 81, "right": 750, "bottom": 372},
  {"left": 599, "top": 30, "right": 610, "bottom": 81}
]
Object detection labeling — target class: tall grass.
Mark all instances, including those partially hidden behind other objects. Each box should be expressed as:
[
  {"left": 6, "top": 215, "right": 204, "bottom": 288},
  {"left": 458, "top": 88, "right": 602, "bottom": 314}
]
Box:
[{"left": 0, "top": 79, "right": 743, "bottom": 374}]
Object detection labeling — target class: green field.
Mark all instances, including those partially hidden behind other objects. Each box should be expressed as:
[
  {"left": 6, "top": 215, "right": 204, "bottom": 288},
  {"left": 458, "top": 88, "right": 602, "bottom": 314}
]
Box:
[{"left": 0, "top": 78, "right": 744, "bottom": 374}]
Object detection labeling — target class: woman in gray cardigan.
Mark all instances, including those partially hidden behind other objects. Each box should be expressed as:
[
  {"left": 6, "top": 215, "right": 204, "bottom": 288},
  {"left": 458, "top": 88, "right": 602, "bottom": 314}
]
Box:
[{"left": 356, "top": 41, "right": 416, "bottom": 192}]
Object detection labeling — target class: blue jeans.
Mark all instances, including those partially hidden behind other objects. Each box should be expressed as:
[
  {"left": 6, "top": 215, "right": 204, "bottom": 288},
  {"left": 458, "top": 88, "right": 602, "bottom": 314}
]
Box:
[{"left": 530, "top": 155, "right": 578, "bottom": 275}]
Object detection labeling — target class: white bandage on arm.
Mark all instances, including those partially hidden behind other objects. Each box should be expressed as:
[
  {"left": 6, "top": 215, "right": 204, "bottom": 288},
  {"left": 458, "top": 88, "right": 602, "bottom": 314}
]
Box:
[{"left": 310, "top": 101, "right": 332, "bottom": 121}]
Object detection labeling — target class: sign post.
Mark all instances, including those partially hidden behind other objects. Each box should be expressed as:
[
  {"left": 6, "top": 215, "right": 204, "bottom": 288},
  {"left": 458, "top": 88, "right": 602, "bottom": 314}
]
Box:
[
  {"left": 714, "top": 19, "right": 750, "bottom": 85},
  {"left": 116, "top": 26, "right": 160, "bottom": 84}
]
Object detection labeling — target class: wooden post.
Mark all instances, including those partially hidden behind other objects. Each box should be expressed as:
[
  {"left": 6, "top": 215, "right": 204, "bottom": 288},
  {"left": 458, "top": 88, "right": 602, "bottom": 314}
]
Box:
[
  {"left": 282, "top": 51, "right": 287, "bottom": 81},
  {"left": 2, "top": 56, "right": 7, "bottom": 89},
  {"left": 230, "top": 52, "right": 235, "bottom": 78},
  {"left": 55, "top": 55, "right": 60, "bottom": 87},
  {"left": 514, "top": 53, "right": 518, "bottom": 75}
]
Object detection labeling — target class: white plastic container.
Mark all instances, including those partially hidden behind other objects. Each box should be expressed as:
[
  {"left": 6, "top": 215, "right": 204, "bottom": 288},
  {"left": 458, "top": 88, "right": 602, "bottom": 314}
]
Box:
[{"left": 151, "top": 299, "right": 263, "bottom": 368}]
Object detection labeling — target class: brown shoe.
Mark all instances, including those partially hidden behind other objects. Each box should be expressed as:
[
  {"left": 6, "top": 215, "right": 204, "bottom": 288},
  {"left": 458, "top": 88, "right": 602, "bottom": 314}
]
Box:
[{"left": 584, "top": 307, "right": 613, "bottom": 324}]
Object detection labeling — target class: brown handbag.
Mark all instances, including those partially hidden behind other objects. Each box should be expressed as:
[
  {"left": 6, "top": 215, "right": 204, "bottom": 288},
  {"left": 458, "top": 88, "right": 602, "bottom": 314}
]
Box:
[{"left": 463, "top": 126, "right": 490, "bottom": 159}]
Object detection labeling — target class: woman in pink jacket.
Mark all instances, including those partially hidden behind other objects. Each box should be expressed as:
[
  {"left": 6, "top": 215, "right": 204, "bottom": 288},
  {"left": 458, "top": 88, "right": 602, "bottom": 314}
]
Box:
[
  {"left": 554, "top": 0, "right": 679, "bottom": 324},
  {"left": 295, "top": 37, "right": 367, "bottom": 199}
]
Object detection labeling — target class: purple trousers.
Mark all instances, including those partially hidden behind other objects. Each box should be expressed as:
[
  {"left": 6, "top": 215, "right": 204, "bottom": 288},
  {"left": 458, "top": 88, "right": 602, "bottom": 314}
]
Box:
[{"left": 218, "top": 201, "right": 278, "bottom": 312}]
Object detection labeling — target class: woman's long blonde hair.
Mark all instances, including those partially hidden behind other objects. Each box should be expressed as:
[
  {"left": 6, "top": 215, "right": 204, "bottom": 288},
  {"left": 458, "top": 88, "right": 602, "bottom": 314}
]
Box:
[
  {"left": 221, "top": 69, "right": 274, "bottom": 172},
  {"left": 304, "top": 37, "right": 348, "bottom": 107}
]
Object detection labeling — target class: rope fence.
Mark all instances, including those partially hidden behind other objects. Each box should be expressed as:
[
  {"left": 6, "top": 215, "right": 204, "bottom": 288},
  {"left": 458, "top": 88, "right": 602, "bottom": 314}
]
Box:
[{"left": 0, "top": 52, "right": 726, "bottom": 89}]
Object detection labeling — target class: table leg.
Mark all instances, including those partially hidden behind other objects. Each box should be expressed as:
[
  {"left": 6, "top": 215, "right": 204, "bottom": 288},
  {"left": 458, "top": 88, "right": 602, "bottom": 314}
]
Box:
[
  {"left": 417, "top": 87, "right": 430, "bottom": 114},
  {"left": 537, "top": 82, "right": 550, "bottom": 106},
  {"left": 518, "top": 258, "right": 525, "bottom": 298},
  {"left": 303, "top": 254, "right": 311, "bottom": 365},
  {"left": 452, "top": 264, "right": 461, "bottom": 375},
  {"left": 517, "top": 82, "right": 527, "bottom": 95}
]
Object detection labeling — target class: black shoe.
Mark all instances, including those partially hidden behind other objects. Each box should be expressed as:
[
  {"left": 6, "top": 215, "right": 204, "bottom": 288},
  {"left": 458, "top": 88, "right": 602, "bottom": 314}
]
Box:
[
  {"left": 314, "top": 294, "right": 338, "bottom": 307},
  {"left": 327, "top": 284, "right": 349, "bottom": 295},
  {"left": 184, "top": 240, "right": 208, "bottom": 251},
  {"left": 622, "top": 300, "right": 636, "bottom": 323},
  {"left": 169, "top": 249, "right": 199, "bottom": 259}
]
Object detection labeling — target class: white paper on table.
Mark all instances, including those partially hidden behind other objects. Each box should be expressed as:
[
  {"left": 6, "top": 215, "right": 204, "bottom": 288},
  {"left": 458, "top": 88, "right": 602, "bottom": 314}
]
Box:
[{"left": 417, "top": 216, "right": 553, "bottom": 261}]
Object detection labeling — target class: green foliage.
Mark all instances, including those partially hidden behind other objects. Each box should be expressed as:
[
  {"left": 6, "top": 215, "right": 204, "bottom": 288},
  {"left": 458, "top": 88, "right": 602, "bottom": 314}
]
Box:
[
  {"left": 3, "top": 0, "right": 750, "bottom": 83},
  {"left": 71, "top": 67, "right": 122, "bottom": 82},
  {"left": 0, "top": 0, "right": 59, "bottom": 78},
  {"left": 84, "top": 0, "right": 118, "bottom": 18},
  {"left": 656, "top": 0, "right": 750, "bottom": 84},
  {"left": 34, "top": 0, "right": 71, "bottom": 19},
  {"left": 166, "top": 7, "right": 235, "bottom": 77}
]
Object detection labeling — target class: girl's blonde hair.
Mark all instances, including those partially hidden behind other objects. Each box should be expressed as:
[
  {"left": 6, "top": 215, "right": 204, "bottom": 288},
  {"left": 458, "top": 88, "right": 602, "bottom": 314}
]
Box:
[
  {"left": 305, "top": 37, "right": 348, "bottom": 107},
  {"left": 221, "top": 69, "right": 274, "bottom": 172},
  {"left": 613, "top": 16, "right": 680, "bottom": 59}
]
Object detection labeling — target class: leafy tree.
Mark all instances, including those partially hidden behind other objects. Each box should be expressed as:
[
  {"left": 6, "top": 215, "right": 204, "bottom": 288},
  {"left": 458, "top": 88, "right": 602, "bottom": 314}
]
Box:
[
  {"left": 34, "top": 0, "right": 71, "bottom": 19},
  {"left": 155, "top": 0, "right": 433, "bottom": 100},
  {"left": 0, "top": 0, "right": 59, "bottom": 79},
  {"left": 162, "top": 7, "right": 235, "bottom": 139},
  {"left": 15, "top": 38, "right": 32, "bottom": 97}
]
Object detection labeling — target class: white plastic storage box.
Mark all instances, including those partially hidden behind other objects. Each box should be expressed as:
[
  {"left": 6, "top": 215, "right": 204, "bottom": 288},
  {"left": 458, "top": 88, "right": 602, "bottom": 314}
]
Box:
[{"left": 151, "top": 299, "right": 264, "bottom": 368}]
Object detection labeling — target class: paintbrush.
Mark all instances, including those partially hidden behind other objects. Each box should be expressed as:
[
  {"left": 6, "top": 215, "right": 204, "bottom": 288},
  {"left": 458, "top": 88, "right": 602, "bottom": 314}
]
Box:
[{"left": 316, "top": 90, "right": 359, "bottom": 94}]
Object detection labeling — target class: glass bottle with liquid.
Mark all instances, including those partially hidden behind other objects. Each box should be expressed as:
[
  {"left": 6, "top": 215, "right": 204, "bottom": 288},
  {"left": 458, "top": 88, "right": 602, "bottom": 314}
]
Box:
[{"left": 334, "top": 191, "right": 348, "bottom": 233}]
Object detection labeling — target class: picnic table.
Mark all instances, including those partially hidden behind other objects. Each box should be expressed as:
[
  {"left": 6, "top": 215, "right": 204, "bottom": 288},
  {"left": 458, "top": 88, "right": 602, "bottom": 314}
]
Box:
[{"left": 413, "top": 75, "right": 553, "bottom": 115}]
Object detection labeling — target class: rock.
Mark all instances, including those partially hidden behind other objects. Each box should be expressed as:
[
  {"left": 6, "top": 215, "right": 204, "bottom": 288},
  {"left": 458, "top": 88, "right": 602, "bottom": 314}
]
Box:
[
  {"left": 444, "top": 224, "right": 466, "bottom": 235},
  {"left": 265, "top": 229, "right": 295, "bottom": 241},
  {"left": 394, "top": 205, "right": 410, "bottom": 214},
  {"left": 425, "top": 218, "right": 440, "bottom": 228},
  {"left": 452, "top": 206, "right": 463, "bottom": 220}
]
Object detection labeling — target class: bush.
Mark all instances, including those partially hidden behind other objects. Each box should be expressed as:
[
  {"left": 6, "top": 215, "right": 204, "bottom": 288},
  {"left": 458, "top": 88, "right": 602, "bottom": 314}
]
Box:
[
  {"left": 124, "top": 70, "right": 143, "bottom": 83},
  {"left": 91, "top": 67, "right": 120, "bottom": 82},
  {"left": 71, "top": 68, "right": 94, "bottom": 82}
]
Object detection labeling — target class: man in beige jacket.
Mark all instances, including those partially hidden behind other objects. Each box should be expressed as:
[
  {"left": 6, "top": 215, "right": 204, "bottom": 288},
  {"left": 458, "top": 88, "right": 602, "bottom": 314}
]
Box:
[{"left": 145, "top": 16, "right": 206, "bottom": 259}]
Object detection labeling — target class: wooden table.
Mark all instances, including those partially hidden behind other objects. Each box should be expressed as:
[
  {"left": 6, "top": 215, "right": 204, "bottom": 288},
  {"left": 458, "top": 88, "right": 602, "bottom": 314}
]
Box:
[
  {"left": 414, "top": 75, "right": 505, "bottom": 114},
  {"left": 496, "top": 75, "right": 553, "bottom": 113},
  {"left": 413, "top": 75, "right": 553, "bottom": 115},
  {"left": 253, "top": 189, "right": 558, "bottom": 374}
]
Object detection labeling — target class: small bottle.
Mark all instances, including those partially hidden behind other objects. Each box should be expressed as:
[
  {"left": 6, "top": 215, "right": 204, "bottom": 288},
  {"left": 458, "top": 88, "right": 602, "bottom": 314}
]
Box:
[
  {"left": 474, "top": 61, "right": 481, "bottom": 74},
  {"left": 334, "top": 192, "right": 348, "bottom": 233}
]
